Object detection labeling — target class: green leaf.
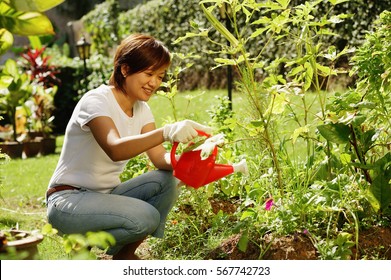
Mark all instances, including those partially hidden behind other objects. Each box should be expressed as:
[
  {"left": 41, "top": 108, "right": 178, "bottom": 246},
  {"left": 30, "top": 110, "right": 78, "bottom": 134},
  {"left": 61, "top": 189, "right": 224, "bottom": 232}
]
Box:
[
  {"left": 0, "top": 28, "right": 13, "bottom": 55},
  {"left": 276, "top": 0, "right": 290, "bottom": 9},
  {"left": 240, "top": 209, "right": 255, "bottom": 220},
  {"left": 340, "top": 153, "right": 351, "bottom": 165},
  {"left": 173, "top": 30, "right": 209, "bottom": 44},
  {"left": 317, "top": 123, "right": 350, "bottom": 144},
  {"left": 200, "top": 3, "right": 239, "bottom": 47},
  {"left": 0, "top": 74, "right": 13, "bottom": 89},
  {"left": 292, "top": 125, "right": 309, "bottom": 144},
  {"left": 237, "top": 232, "right": 249, "bottom": 252},
  {"left": 10, "top": 0, "right": 65, "bottom": 12},
  {"left": 327, "top": 0, "right": 350, "bottom": 5},
  {"left": 365, "top": 189, "right": 380, "bottom": 212},
  {"left": 4, "top": 58, "right": 18, "bottom": 77},
  {"left": 288, "top": 65, "right": 304, "bottom": 77},
  {"left": 258, "top": 0, "right": 290, "bottom": 10},
  {"left": 86, "top": 231, "right": 116, "bottom": 248},
  {"left": 265, "top": 91, "right": 287, "bottom": 116},
  {"left": 41, "top": 223, "right": 58, "bottom": 235},
  {"left": 370, "top": 153, "right": 391, "bottom": 212},
  {"left": 214, "top": 57, "right": 237, "bottom": 66},
  {"left": 28, "top": 35, "right": 42, "bottom": 49},
  {"left": 270, "top": 9, "right": 291, "bottom": 34},
  {"left": 328, "top": 15, "right": 344, "bottom": 24},
  {"left": 250, "top": 27, "right": 269, "bottom": 38},
  {"left": 0, "top": 2, "right": 55, "bottom": 36},
  {"left": 250, "top": 120, "right": 263, "bottom": 127},
  {"left": 317, "top": 63, "right": 333, "bottom": 76},
  {"left": 242, "top": 6, "right": 252, "bottom": 23},
  {"left": 252, "top": 16, "right": 271, "bottom": 25},
  {"left": 304, "top": 61, "right": 313, "bottom": 91}
]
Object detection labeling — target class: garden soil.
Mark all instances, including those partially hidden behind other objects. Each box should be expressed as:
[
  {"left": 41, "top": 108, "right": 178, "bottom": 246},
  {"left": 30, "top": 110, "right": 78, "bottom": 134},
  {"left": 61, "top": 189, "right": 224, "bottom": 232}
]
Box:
[
  {"left": 206, "top": 199, "right": 391, "bottom": 260},
  {"left": 98, "top": 226, "right": 391, "bottom": 260},
  {"left": 206, "top": 226, "right": 391, "bottom": 260}
]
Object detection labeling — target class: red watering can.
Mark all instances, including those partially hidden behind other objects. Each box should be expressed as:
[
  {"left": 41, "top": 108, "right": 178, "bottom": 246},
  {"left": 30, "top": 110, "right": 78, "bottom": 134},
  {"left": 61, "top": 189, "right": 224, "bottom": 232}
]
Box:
[{"left": 170, "top": 131, "right": 248, "bottom": 189}]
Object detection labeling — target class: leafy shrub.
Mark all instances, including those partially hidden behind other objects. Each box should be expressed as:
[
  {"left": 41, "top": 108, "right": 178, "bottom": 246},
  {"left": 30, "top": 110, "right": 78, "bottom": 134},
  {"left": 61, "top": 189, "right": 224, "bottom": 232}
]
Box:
[{"left": 172, "top": 0, "right": 391, "bottom": 259}]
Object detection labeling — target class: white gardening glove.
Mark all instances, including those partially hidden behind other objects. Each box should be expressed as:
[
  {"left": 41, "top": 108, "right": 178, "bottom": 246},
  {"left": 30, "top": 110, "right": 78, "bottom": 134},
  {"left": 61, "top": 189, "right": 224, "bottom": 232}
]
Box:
[
  {"left": 164, "top": 153, "right": 180, "bottom": 165},
  {"left": 163, "top": 120, "right": 212, "bottom": 143},
  {"left": 193, "top": 133, "right": 226, "bottom": 160}
]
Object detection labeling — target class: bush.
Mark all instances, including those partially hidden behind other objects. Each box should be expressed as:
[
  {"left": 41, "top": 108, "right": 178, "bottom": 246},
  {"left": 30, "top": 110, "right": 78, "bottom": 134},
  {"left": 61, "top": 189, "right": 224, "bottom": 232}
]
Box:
[{"left": 92, "top": 0, "right": 391, "bottom": 90}]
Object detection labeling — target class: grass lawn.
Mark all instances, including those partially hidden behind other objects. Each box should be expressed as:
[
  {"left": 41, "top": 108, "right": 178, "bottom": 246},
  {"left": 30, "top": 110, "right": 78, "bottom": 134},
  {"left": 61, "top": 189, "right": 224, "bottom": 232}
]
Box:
[
  {"left": 0, "top": 136, "right": 67, "bottom": 259},
  {"left": 148, "top": 88, "right": 246, "bottom": 126}
]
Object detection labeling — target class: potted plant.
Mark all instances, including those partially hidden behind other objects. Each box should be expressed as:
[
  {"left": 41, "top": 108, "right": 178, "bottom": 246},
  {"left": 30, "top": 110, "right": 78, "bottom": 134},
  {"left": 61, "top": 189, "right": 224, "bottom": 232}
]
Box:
[
  {"left": 0, "top": 59, "right": 32, "bottom": 158},
  {"left": 0, "top": 130, "right": 9, "bottom": 199},
  {"left": 20, "top": 47, "right": 60, "bottom": 155},
  {"left": 0, "top": 229, "right": 44, "bottom": 260},
  {"left": 22, "top": 84, "right": 58, "bottom": 156}
]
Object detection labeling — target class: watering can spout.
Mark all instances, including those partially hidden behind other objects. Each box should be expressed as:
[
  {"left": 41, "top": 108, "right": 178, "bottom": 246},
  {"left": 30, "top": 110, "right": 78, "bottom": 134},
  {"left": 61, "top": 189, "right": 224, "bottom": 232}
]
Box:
[
  {"left": 203, "top": 164, "right": 234, "bottom": 185},
  {"left": 203, "top": 159, "right": 248, "bottom": 185},
  {"left": 233, "top": 159, "right": 248, "bottom": 175}
]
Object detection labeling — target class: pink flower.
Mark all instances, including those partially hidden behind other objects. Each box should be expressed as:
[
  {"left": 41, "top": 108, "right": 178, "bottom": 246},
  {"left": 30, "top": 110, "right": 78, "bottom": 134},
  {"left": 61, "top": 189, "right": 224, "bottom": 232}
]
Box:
[{"left": 265, "top": 198, "right": 274, "bottom": 211}]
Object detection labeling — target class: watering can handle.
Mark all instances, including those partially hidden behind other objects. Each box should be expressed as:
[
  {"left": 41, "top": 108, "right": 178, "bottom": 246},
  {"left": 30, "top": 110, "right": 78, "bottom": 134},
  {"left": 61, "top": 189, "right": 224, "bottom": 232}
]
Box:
[{"left": 170, "top": 130, "right": 210, "bottom": 168}]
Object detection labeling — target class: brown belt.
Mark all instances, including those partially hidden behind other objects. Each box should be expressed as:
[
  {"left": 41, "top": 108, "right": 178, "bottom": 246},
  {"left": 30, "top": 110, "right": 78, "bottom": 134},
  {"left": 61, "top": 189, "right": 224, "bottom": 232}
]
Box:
[{"left": 46, "top": 185, "right": 80, "bottom": 200}]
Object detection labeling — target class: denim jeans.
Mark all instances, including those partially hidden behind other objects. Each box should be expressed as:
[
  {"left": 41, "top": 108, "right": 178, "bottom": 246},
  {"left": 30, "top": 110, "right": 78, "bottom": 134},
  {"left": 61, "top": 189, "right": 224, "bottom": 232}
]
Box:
[{"left": 46, "top": 170, "right": 178, "bottom": 255}]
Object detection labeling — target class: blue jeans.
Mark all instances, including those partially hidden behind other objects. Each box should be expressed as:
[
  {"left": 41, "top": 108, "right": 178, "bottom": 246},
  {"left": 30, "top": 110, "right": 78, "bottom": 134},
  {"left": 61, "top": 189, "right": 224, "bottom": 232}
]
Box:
[{"left": 46, "top": 170, "right": 178, "bottom": 255}]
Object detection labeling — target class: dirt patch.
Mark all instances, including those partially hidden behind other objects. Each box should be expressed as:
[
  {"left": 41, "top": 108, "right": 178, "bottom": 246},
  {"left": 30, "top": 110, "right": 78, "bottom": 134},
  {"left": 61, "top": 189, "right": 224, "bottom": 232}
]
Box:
[
  {"left": 206, "top": 232, "right": 317, "bottom": 260},
  {"left": 209, "top": 198, "right": 238, "bottom": 215},
  {"left": 353, "top": 226, "right": 391, "bottom": 259},
  {"left": 262, "top": 233, "right": 317, "bottom": 260},
  {"left": 207, "top": 198, "right": 391, "bottom": 260},
  {"left": 206, "top": 226, "right": 391, "bottom": 260}
]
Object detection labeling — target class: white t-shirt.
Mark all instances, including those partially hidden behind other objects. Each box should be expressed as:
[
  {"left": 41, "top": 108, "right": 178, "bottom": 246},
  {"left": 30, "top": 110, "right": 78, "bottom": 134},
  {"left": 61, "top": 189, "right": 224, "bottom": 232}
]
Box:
[{"left": 48, "top": 84, "right": 155, "bottom": 193}]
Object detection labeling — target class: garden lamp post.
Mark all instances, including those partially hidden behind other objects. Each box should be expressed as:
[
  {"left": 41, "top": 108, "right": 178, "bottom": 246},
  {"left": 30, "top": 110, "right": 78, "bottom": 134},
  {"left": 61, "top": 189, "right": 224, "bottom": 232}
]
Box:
[{"left": 76, "top": 36, "right": 91, "bottom": 80}]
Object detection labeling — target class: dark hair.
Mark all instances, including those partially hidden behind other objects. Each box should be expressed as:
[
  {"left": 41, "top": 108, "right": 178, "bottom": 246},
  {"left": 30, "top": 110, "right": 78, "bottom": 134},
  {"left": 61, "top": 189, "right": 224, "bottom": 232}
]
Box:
[{"left": 109, "top": 34, "right": 171, "bottom": 92}]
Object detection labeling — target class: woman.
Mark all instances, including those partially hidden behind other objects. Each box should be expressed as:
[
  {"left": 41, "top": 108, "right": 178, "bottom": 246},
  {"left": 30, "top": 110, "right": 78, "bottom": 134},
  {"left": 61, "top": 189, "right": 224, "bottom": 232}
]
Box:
[{"left": 46, "top": 34, "right": 211, "bottom": 260}]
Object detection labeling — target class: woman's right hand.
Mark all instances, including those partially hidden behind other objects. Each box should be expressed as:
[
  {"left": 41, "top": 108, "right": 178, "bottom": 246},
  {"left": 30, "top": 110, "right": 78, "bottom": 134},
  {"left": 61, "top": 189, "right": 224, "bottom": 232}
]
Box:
[{"left": 163, "top": 120, "right": 212, "bottom": 143}]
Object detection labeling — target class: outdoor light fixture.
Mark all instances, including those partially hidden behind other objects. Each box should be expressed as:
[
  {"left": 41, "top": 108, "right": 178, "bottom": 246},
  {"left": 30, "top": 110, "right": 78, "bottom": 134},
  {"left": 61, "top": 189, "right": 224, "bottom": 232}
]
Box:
[{"left": 76, "top": 36, "right": 91, "bottom": 79}]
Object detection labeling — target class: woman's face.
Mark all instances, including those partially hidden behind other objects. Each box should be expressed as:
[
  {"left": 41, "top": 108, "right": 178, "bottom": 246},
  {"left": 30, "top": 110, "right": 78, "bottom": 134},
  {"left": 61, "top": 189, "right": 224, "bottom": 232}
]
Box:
[{"left": 123, "top": 64, "right": 168, "bottom": 102}]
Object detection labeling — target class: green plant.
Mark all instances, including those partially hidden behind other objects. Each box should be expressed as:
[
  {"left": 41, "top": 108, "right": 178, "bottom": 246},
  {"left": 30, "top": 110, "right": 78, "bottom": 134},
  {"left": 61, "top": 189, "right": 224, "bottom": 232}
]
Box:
[
  {"left": 317, "top": 11, "right": 391, "bottom": 214},
  {"left": 207, "top": 95, "right": 234, "bottom": 138},
  {"left": 0, "top": 59, "right": 32, "bottom": 141},
  {"left": 148, "top": 187, "right": 235, "bottom": 260},
  {"left": 120, "top": 154, "right": 152, "bottom": 181},
  {"left": 310, "top": 231, "right": 355, "bottom": 260},
  {"left": 156, "top": 52, "right": 201, "bottom": 122},
  {"left": 110, "top": 0, "right": 391, "bottom": 92},
  {"left": 20, "top": 47, "right": 61, "bottom": 88},
  {"left": 19, "top": 46, "right": 60, "bottom": 138},
  {"left": 24, "top": 85, "right": 57, "bottom": 138},
  {"left": 0, "top": 129, "right": 8, "bottom": 199},
  {"left": 171, "top": 0, "right": 391, "bottom": 258},
  {"left": 82, "top": 0, "right": 120, "bottom": 57},
  {"left": 62, "top": 231, "right": 115, "bottom": 260},
  {"left": 177, "top": 0, "right": 351, "bottom": 192},
  {"left": 0, "top": 0, "right": 64, "bottom": 56}
]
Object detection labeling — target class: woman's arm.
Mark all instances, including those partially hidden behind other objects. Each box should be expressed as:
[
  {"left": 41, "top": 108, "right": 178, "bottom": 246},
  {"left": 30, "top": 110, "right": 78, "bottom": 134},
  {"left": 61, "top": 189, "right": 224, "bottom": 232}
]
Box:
[
  {"left": 142, "top": 122, "right": 172, "bottom": 170},
  {"left": 87, "top": 116, "right": 164, "bottom": 162}
]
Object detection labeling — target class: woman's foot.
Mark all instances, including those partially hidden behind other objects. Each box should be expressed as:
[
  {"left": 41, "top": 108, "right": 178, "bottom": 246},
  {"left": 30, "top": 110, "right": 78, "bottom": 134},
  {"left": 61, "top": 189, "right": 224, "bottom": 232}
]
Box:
[{"left": 112, "top": 239, "right": 145, "bottom": 260}]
